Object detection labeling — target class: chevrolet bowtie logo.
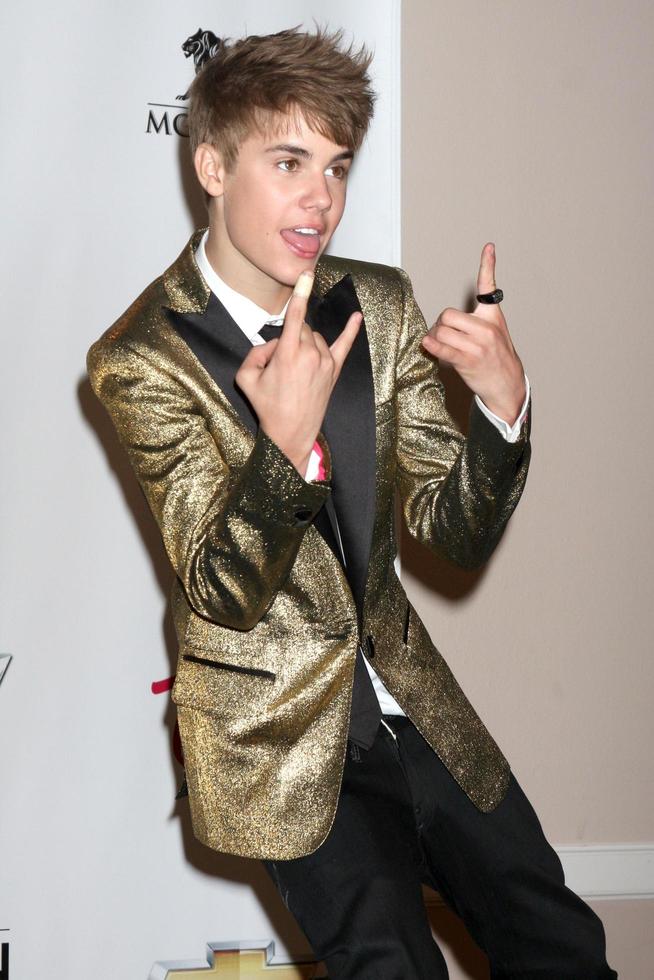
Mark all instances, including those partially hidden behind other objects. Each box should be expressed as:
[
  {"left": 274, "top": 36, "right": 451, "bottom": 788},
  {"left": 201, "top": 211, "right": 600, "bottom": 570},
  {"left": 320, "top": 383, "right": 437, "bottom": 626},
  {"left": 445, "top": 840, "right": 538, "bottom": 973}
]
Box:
[{"left": 151, "top": 942, "right": 325, "bottom": 979}]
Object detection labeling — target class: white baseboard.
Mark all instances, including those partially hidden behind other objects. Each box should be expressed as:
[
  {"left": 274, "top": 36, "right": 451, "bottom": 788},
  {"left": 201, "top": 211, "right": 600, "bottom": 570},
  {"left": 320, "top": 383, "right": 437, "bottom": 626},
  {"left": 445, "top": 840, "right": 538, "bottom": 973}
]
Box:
[
  {"left": 424, "top": 843, "right": 654, "bottom": 904},
  {"left": 557, "top": 843, "right": 654, "bottom": 900}
]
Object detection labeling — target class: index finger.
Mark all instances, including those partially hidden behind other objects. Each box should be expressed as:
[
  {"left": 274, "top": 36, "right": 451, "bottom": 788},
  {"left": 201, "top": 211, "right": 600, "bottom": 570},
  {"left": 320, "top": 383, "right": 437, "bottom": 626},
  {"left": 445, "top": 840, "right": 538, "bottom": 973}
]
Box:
[
  {"left": 279, "top": 270, "right": 314, "bottom": 347},
  {"left": 476, "top": 242, "right": 496, "bottom": 296}
]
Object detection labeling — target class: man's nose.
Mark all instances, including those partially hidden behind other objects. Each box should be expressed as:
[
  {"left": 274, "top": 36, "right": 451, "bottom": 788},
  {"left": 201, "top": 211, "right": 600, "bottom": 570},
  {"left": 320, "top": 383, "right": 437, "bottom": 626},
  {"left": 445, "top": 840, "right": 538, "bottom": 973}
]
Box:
[{"left": 299, "top": 171, "right": 332, "bottom": 212}]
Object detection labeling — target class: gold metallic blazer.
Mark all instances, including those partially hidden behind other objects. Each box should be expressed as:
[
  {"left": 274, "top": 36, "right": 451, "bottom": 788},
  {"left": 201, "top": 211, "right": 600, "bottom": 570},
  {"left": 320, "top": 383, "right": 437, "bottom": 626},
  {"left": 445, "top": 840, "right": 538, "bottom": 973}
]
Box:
[{"left": 87, "top": 230, "right": 531, "bottom": 860}]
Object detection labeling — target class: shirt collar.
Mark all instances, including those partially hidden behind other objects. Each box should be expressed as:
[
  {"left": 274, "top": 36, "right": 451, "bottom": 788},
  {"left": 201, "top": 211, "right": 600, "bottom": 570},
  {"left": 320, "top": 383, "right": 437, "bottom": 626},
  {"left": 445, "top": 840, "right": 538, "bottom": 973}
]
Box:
[{"left": 195, "top": 229, "right": 289, "bottom": 339}]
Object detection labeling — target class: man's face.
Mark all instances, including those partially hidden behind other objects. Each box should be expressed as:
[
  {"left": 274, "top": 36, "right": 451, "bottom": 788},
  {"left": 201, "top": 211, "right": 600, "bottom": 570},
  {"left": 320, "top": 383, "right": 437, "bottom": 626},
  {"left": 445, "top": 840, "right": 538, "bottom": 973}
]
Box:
[{"left": 206, "top": 113, "right": 354, "bottom": 308}]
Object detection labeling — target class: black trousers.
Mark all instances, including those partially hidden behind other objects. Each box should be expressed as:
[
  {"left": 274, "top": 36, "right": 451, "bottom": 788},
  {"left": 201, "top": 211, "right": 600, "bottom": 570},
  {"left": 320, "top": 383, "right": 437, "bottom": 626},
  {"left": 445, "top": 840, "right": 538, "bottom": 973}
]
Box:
[{"left": 263, "top": 715, "right": 617, "bottom": 979}]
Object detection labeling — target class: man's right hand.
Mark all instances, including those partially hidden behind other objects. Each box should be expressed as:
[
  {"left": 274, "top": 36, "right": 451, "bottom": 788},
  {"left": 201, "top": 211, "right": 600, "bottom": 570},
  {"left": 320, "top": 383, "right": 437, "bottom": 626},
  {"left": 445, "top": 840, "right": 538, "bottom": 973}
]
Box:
[{"left": 235, "top": 270, "right": 363, "bottom": 476}]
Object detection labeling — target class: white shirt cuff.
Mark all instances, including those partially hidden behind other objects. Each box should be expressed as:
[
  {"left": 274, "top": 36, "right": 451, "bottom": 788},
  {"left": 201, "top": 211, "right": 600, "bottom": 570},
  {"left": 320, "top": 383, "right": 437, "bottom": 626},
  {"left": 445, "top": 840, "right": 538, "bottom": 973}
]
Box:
[
  {"left": 304, "top": 448, "right": 322, "bottom": 482},
  {"left": 474, "top": 375, "right": 530, "bottom": 443}
]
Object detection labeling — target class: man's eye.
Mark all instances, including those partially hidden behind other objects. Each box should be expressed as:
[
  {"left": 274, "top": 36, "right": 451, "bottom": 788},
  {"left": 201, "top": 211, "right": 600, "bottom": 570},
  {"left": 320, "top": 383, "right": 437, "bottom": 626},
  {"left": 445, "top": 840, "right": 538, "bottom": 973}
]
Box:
[
  {"left": 278, "top": 159, "right": 299, "bottom": 172},
  {"left": 326, "top": 165, "right": 347, "bottom": 179}
]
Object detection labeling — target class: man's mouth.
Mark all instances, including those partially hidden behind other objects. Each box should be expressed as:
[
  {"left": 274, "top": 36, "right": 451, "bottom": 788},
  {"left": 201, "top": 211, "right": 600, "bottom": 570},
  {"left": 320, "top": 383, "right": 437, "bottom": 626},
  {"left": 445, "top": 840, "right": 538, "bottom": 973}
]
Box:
[{"left": 280, "top": 227, "right": 323, "bottom": 258}]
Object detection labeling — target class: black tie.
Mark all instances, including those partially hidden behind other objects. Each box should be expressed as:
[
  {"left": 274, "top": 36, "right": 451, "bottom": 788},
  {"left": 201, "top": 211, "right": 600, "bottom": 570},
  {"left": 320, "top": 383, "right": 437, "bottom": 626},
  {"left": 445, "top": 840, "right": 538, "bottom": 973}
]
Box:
[
  {"left": 258, "top": 320, "right": 382, "bottom": 749},
  {"left": 258, "top": 321, "right": 285, "bottom": 341}
]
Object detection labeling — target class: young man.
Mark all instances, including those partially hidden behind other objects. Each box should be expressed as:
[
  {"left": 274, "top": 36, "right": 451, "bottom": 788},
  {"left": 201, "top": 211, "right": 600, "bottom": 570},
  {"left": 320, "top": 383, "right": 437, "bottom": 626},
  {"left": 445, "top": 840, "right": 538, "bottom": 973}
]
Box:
[{"left": 88, "top": 27, "right": 616, "bottom": 980}]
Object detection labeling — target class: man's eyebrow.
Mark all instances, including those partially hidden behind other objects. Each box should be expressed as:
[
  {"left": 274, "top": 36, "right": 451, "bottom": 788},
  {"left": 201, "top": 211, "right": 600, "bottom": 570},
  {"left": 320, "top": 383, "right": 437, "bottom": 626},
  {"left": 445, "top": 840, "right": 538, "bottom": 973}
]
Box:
[
  {"left": 330, "top": 150, "right": 355, "bottom": 163},
  {"left": 265, "top": 143, "right": 354, "bottom": 163}
]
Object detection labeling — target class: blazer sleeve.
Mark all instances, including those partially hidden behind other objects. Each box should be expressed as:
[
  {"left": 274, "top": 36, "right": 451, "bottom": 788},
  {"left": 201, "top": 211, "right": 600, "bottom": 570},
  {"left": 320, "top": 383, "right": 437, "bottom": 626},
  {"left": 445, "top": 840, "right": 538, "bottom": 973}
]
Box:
[
  {"left": 87, "top": 338, "right": 331, "bottom": 630},
  {"left": 394, "top": 266, "right": 531, "bottom": 570}
]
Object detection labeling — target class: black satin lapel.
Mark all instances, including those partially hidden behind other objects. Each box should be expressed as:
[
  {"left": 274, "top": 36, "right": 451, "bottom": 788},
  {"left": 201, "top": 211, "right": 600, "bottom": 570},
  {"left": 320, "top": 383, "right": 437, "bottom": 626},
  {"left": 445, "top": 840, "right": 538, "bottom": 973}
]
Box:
[
  {"left": 308, "top": 275, "right": 376, "bottom": 622},
  {"left": 165, "top": 294, "right": 259, "bottom": 438}
]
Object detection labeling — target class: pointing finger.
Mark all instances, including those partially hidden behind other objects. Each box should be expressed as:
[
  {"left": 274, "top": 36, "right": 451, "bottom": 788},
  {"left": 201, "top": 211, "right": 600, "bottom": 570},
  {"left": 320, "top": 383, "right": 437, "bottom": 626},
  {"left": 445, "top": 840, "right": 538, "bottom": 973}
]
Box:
[
  {"left": 280, "top": 270, "right": 314, "bottom": 347},
  {"left": 476, "top": 242, "right": 497, "bottom": 296},
  {"left": 294, "top": 268, "right": 314, "bottom": 302}
]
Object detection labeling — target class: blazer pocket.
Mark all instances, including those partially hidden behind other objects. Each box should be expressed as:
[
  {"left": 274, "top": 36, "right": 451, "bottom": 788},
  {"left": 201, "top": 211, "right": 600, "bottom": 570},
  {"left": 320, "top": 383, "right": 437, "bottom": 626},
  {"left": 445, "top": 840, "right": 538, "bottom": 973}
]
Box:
[
  {"left": 182, "top": 652, "right": 276, "bottom": 682},
  {"left": 375, "top": 398, "right": 395, "bottom": 426}
]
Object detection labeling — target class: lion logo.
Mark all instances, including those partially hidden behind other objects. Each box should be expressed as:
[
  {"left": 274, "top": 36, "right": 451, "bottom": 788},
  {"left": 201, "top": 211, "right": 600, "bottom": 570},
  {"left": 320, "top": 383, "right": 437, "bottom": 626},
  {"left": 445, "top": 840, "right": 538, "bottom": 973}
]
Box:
[{"left": 177, "top": 29, "right": 223, "bottom": 100}]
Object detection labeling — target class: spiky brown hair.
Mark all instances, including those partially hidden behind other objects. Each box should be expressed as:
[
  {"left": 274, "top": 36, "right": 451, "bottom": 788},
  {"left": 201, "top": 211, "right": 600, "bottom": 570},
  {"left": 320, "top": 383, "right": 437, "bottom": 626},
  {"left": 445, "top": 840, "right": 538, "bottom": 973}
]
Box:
[{"left": 188, "top": 26, "right": 376, "bottom": 169}]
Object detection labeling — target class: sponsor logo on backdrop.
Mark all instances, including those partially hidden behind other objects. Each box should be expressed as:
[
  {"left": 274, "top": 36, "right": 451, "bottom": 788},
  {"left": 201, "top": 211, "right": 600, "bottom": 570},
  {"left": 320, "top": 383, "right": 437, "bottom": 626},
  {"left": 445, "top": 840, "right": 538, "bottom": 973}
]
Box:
[
  {"left": 146, "top": 29, "right": 223, "bottom": 138},
  {"left": 0, "top": 654, "right": 12, "bottom": 688},
  {"left": 0, "top": 934, "right": 9, "bottom": 980},
  {"left": 150, "top": 941, "right": 324, "bottom": 979}
]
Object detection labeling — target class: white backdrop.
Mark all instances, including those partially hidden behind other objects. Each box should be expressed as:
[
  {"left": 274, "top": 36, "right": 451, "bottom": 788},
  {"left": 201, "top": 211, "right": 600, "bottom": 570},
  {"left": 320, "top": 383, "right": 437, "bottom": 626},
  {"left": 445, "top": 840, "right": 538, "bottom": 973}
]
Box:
[{"left": 0, "top": 2, "right": 400, "bottom": 977}]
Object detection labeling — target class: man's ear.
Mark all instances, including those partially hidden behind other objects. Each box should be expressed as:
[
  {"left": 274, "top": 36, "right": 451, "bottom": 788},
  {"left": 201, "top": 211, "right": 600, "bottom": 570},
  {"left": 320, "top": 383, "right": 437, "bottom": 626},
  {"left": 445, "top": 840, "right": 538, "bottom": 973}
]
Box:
[{"left": 194, "top": 143, "right": 226, "bottom": 198}]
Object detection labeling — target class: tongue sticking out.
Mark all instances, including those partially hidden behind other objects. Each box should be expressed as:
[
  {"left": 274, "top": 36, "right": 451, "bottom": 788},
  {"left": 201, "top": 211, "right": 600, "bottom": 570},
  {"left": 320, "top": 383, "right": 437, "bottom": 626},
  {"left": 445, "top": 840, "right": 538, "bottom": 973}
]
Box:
[{"left": 280, "top": 229, "right": 320, "bottom": 257}]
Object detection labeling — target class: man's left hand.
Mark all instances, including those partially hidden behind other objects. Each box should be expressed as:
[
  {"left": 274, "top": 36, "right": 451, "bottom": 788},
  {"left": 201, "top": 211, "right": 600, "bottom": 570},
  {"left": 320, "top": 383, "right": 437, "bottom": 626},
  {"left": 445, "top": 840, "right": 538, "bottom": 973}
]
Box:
[{"left": 421, "top": 243, "right": 526, "bottom": 426}]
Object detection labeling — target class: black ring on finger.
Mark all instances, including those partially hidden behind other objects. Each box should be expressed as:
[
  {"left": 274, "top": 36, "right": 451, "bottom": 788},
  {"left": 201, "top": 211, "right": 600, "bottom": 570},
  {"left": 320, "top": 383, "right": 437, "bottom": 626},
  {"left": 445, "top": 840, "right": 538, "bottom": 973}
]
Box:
[{"left": 476, "top": 288, "right": 504, "bottom": 304}]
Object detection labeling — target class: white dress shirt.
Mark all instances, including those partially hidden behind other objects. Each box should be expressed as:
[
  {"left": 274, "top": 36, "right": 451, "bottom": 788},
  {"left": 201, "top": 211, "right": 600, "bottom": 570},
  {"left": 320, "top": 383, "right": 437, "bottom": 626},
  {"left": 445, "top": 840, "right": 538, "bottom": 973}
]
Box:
[{"left": 194, "top": 230, "right": 529, "bottom": 716}]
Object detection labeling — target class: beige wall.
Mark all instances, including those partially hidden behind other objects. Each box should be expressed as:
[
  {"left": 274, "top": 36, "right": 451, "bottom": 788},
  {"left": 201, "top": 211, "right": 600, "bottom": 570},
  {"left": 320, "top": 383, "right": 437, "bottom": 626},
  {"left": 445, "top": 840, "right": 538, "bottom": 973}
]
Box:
[{"left": 401, "top": 1, "right": 654, "bottom": 976}]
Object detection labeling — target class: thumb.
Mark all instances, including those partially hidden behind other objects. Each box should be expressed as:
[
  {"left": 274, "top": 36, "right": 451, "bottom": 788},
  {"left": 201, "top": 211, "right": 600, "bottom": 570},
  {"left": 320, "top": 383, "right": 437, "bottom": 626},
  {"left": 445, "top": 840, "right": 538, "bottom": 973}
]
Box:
[{"left": 235, "top": 338, "right": 279, "bottom": 386}]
